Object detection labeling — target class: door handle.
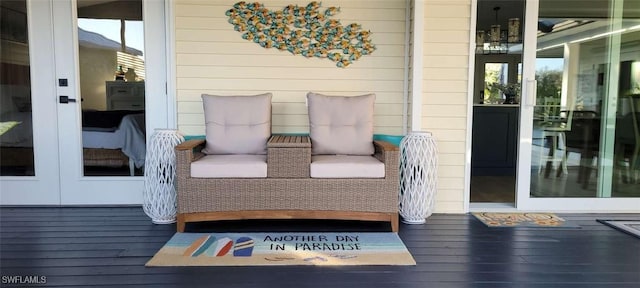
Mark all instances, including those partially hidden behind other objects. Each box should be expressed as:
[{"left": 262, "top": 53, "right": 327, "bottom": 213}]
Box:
[
  {"left": 59, "top": 96, "right": 77, "bottom": 104},
  {"left": 525, "top": 79, "right": 537, "bottom": 107}
]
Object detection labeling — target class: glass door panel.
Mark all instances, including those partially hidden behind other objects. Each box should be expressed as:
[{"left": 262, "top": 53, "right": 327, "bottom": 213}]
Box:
[
  {"left": 517, "top": 0, "right": 640, "bottom": 211},
  {"left": 471, "top": 0, "right": 524, "bottom": 205},
  {"left": 77, "top": 4, "right": 146, "bottom": 177},
  {"left": 0, "top": 0, "right": 34, "bottom": 176}
]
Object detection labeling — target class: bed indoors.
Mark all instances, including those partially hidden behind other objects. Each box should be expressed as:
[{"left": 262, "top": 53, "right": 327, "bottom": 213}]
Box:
[
  {"left": 81, "top": 110, "right": 146, "bottom": 176},
  {"left": 0, "top": 108, "right": 146, "bottom": 176}
]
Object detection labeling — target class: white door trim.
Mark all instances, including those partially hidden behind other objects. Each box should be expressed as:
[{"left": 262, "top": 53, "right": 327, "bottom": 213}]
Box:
[
  {"left": 464, "top": 0, "right": 479, "bottom": 213},
  {"left": 165, "top": 0, "right": 177, "bottom": 129},
  {"left": 515, "top": 0, "right": 539, "bottom": 210},
  {"left": 410, "top": 0, "right": 425, "bottom": 131},
  {"left": 144, "top": 0, "right": 171, "bottom": 131}
]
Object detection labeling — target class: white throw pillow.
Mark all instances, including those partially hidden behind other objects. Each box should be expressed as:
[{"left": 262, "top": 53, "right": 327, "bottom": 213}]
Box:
[
  {"left": 307, "top": 92, "right": 375, "bottom": 155},
  {"left": 201, "top": 93, "right": 272, "bottom": 155}
]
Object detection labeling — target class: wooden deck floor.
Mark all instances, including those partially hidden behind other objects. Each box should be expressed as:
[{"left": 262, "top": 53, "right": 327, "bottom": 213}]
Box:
[{"left": 1, "top": 207, "right": 639, "bottom": 288}]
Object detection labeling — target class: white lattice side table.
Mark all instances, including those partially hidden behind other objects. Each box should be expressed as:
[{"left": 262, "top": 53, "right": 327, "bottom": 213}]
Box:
[
  {"left": 399, "top": 131, "right": 438, "bottom": 224},
  {"left": 143, "top": 129, "right": 185, "bottom": 224}
]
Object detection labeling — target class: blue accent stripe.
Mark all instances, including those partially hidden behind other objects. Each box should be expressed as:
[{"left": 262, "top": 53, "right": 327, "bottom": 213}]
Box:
[{"left": 184, "top": 134, "right": 404, "bottom": 147}]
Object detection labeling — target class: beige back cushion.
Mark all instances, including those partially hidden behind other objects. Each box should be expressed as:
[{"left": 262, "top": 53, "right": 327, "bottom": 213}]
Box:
[
  {"left": 307, "top": 92, "right": 375, "bottom": 155},
  {"left": 201, "top": 93, "right": 272, "bottom": 155}
]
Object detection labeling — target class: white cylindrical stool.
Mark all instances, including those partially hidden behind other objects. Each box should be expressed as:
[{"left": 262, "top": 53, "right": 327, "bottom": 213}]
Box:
[
  {"left": 399, "top": 131, "right": 438, "bottom": 224},
  {"left": 143, "top": 129, "right": 185, "bottom": 224}
]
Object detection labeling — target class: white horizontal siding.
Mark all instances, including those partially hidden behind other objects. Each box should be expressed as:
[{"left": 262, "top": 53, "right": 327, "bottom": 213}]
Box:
[
  {"left": 177, "top": 79, "right": 404, "bottom": 92},
  {"left": 174, "top": 0, "right": 407, "bottom": 134},
  {"left": 432, "top": 201, "right": 465, "bottom": 213},
  {"left": 420, "top": 0, "right": 472, "bottom": 213},
  {"left": 177, "top": 90, "right": 403, "bottom": 103},
  {"left": 176, "top": 30, "right": 406, "bottom": 45},
  {"left": 423, "top": 104, "right": 467, "bottom": 117},
  {"left": 175, "top": 3, "right": 407, "bottom": 20},
  {"left": 423, "top": 92, "right": 468, "bottom": 105},
  {"left": 178, "top": 101, "right": 403, "bottom": 115},
  {"left": 176, "top": 18, "right": 407, "bottom": 33},
  {"left": 176, "top": 43, "right": 406, "bottom": 57},
  {"left": 172, "top": 0, "right": 473, "bottom": 213},
  {"left": 176, "top": 54, "right": 406, "bottom": 69},
  {"left": 423, "top": 117, "right": 466, "bottom": 129},
  {"left": 424, "top": 55, "right": 469, "bottom": 68}
]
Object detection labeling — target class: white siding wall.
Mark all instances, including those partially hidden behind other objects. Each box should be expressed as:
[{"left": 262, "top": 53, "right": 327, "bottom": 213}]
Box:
[
  {"left": 421, "top": 0, "right": 471, "bottom": 213},
  {"left": 173, "top": 0, "right": 471, "bottom": 213},
  {"left": 174, "top": 0, "right": 407, "bottom": 135}
]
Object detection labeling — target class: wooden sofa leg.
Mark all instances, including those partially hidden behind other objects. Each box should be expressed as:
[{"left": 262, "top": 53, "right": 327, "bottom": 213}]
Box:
[
  {"left": 177, "top": 214, "right": 186, "bottom": 232},
  {"left": 391, "top": 213, "right": 399, "bottom": 232}
]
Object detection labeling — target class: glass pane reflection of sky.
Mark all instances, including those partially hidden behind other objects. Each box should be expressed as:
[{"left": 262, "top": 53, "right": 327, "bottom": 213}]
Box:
[{"left": 78, "top": 19, "right": 144, "bottom": 52}]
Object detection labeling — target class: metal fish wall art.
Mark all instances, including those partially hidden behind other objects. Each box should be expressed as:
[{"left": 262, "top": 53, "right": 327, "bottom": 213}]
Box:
[{"left": 226, "top": 1, "right": 376, "bottom": 67}]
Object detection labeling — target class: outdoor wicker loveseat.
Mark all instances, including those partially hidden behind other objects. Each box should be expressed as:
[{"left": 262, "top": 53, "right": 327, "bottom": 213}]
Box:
[
  {"left": 175, "top": 135, "right": 399, "bottom": 232},
  {"left": 174, "top": 92, "right": 400, "bottom": 232}
]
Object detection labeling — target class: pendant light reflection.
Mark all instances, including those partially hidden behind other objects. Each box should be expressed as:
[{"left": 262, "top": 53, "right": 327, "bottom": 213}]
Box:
[{"left": 476, "top": 6, "right": 520, "bottom": 54}]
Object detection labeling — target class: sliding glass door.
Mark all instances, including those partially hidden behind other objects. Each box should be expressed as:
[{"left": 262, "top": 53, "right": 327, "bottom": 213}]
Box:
[{"left": 517, "top": 0, "right": 640, "bottom": 210}]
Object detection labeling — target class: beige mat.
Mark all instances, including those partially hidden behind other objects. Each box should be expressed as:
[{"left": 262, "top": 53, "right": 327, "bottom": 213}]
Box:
[{"left": 473, "top": 212, "right": 580, "bottom": 228}]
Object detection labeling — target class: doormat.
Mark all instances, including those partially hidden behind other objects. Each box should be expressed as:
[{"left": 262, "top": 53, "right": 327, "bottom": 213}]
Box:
[
  {"left": 472, "top": 212, "right": 580, "bottom": 228},
  {"left": 146, "top": 232, "right": 416, "bottom": 266},
  {"left": 597, "top": 220, "right": 640, "bottom": 239}
]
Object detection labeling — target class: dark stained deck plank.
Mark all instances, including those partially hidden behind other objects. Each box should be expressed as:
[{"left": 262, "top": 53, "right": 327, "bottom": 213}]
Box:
[
  {"left": 0, "top": 207, "right": 638, "bottom": 288},
  {"left": 1, "top": 271, "right": 639, "bottom": 286},
  {"left": 4, "top": 243, "right": 637, "bottom": 258},
  {"left": 0, "top": 236, "right": 175, "bottom": 245},
  {"left": 3, "top": 263, "right": 640, "bottom": 275}
]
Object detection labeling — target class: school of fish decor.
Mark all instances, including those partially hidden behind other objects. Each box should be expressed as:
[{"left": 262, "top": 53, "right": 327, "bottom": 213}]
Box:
[{"left": 226, "top": 1, "right": 376, "bottom": 67}]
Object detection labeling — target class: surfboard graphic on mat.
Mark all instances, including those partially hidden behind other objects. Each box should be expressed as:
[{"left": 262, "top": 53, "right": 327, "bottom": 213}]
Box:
[
  {"left": 233, "top": 237, "right": 255, "bottom": 257},
  {"left": 183, "top": 235, "right": 216, "bottom": 257},
  {"left": 205, "top": 237, "right": 233, "bottom": 257}
]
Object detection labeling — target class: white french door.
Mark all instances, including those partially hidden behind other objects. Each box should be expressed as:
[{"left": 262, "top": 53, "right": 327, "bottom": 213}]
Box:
[
  {"left": 516, "top": 0, "right": 640, "bottom": 211},
  {"left": 0, "top": 0, "right": 168, "bottom": 205}
]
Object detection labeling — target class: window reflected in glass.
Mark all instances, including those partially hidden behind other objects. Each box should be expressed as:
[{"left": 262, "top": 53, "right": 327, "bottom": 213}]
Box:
[{"left": 484, "top": 63, "right": 509, "bottom": 104}]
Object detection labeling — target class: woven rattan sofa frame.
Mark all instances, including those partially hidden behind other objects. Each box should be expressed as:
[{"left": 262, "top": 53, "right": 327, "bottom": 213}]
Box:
[{"left": 175, "top": 136, "right": 400, "bottom": 232}]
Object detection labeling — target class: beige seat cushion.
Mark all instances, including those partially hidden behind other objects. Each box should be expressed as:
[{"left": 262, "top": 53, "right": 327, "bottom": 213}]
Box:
[
  {"left": 191, "top": 155, "right": 267, "bottom": 178},
  {"left": 307, "top": 92, "right": 375, "bottom": 155},
  {"left": 201, "top": 93, "right": 272, "bottom": 155},
  {"left": 310, "top": 155, "right": 385, "bottom": 178}
]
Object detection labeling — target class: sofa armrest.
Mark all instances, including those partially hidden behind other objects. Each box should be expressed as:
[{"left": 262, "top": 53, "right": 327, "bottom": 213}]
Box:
[
  {"left": 176, "top": 139, "right": 206, "bottom": 162},
  {"left": 175, "top": 140, "right": 206, "bottom": 182},
  {"left": 373, "top": 140, "right": 399, "bottom": 163},
  {"left": 176, "top": 139, "right": 205, "bottom": 151},
  {"left": 373, "top": 140, "right": 399, "bottom": 181}
]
